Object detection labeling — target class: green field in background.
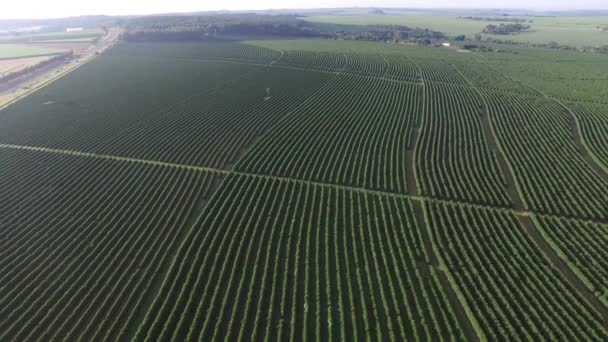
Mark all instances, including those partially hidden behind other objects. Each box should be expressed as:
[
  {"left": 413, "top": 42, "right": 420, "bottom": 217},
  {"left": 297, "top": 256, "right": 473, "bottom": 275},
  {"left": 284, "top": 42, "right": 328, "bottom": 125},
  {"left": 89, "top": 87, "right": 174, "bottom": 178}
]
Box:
[
  {"left": 0, "top": 44, "right": 65, "bottom": 59},
  {"left": 305, "top": 14, "right": 608, "bottom": 47},
  {"left": 34, "top": 37, "right": 97, "bottom": 43},
  {"left": 0, "top": 29, "right": 103, "bottom": 44}
]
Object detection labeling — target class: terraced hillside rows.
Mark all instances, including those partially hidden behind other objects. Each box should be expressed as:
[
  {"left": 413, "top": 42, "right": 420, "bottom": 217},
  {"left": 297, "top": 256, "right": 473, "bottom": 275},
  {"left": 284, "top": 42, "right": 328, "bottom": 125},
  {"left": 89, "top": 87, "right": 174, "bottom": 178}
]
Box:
[
  {"left": 425, "top": 202, "right": 607, "bottom": 340},
  {"left": 415, "top": 82, "right": 510, "bottom": 206},
  {"left": 0, "top": 148, "right": 222, "bottom": 341},
  {"left": 482, "top": 90, "right": 608, "bottom": 220},
  {"left": 236, "top": 74, "right": 420, "bottom": 193},
  {"left": 136, "top": 175, "right": 465, "bottom": 341}
]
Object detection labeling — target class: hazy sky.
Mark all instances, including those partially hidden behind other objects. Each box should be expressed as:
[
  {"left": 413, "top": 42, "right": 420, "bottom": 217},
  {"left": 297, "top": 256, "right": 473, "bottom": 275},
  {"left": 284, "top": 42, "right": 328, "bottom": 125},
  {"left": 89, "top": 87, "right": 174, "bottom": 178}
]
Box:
[{"left": 3, "top": 0, "right": 608, "bottom": 19}]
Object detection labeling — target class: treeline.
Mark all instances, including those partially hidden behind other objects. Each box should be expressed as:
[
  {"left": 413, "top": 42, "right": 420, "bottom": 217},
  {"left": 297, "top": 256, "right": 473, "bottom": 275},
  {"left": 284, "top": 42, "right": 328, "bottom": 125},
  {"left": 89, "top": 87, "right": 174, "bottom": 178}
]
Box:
[
  {"left": 482, "top": 23, "right": 531, "bottom": 35},
  {"left": 465, "top": 39, "right": 608, "bottom": 55},
  {"left": 329, "top": 24, "right": 444, "bottom": 41},
  {"left": 460, "top": 16, "right": 533, "bottom": 23},
  {"left": 122, "top": 14, "right": 444, "bottom": 42},
  {"left": 0, "top": 52, "right": 73, "bottom": 82},
  {"left": 123, "top": 15, "right": 320, "bottom": 41}
]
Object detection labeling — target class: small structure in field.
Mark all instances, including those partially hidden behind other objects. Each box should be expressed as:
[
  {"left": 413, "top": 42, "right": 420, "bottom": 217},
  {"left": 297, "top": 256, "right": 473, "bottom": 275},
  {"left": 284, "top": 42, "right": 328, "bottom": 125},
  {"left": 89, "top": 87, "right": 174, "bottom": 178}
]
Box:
[{"left": 442, "top": 42, "right": 451, "bottom": 47}]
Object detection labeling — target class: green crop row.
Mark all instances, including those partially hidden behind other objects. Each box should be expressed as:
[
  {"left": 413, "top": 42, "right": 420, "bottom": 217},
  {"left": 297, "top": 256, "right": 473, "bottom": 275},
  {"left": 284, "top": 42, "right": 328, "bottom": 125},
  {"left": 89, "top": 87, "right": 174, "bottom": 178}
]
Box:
[
  {"left": 416, "top": 82, "right": 511, "bottom": 206},
  {"left": 0, "top": 44, "right": 333, "bottom": 169},
  {"left": 425, "top": 201, "right": 607, "bottom": 340},
  {"left": 107, "top": 41, "right": 281, "bottom": 64},
  {"left": 275, "top": 50, "right": 421, "bottom": 82},
  {"left": 0, "top": 55, "right": 255, "bottom": 151},
  {"left": 0, "top": 149, "right": 222, "bottom": 341},
  {"left": 483, "top": 90, "right": 608, "bottom": 219},
  {"left": 236, "top": 74, "right": 420, "bottom": 193},
  {"left": 567, "top": 101, "right": 608, "bottom": 169},
  {"left": 135, "top": 175, "right": 465, "bottom": 341},
  {"left": 535, "top": 216, "right": 608, "bottom": 303}
]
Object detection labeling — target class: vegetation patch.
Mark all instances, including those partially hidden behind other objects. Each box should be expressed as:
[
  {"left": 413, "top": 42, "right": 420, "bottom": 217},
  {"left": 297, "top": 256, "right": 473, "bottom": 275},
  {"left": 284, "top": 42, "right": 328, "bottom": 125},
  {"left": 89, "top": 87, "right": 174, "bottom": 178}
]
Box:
[{"left": 0, "top": 44, "right": 65, "bottom": 59}]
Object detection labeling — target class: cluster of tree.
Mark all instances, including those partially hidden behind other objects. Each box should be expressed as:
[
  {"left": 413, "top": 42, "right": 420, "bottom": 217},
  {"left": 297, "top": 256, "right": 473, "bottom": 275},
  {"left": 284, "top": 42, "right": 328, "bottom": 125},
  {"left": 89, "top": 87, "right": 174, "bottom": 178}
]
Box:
[
  {"left": 588, "top": 45, "right": 608, "bottom": 53},
  {"left": 122, "top": 14, "right": 445, "bottom": 42},
  {"left": 334, "top": 24, "right": 444, "bottom": 41},
  {"left": 460, "top": 16, "right": 533, "bottom": 23},
  {"left": 369, "top": 9, "right": 385, "bottom": 15},
  {"left": 462, "top": 44, "right": 518, "bottom": 54},
  {"left": 482, "top": 23, "right": 531, "bottom": 35},
  {"left": 123, "top": 15, "right": 319, "bottom": 41},
  {"left": 534, "top": 42, "right": 608, "bottom": 54},
  {"left": 0, "top": 52, "right": 73, "bottom": 82},
  {"left": 468, "top": 37, "right": 608, "bottom": 55}
]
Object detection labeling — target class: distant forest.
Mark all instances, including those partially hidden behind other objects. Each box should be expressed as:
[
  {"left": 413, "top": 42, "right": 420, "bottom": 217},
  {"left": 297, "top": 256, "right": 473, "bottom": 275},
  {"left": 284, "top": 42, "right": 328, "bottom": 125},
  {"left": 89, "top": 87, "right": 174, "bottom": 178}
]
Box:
[
  {"left": 483, "top": 23, "right": 531, "bottom": 35},
  {"left": 122, "top": 14, "right": 445, "bottom": 43},
  {"left": 460, "top": 16, "right": 533, "bottom": 23}
]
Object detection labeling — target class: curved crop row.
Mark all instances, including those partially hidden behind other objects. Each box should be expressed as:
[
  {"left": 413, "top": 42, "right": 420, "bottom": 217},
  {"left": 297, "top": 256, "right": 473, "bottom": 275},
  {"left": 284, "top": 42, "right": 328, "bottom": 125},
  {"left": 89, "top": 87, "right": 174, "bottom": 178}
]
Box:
[
  {"left": 483, "top": 90, "right": 608, "bottom": 220},
  {"left": 277, "top": 50, "right": 348, "bottom": 72},
  {"left": 0, "top": 45, "right": 333, "bottom": 169},
  {"left": 445, "top": 57, "right": 537, "bottom": 95},
  {"left": 381, "top": 55, "right": 421, "bottom": 82},
  {"left": 409, "top": 57, "right": 467, "bottom": 85},
  {"left": 0, "top": 148, "right": 222, "bottom": 341},
  {"left": 276, "top": 50, "right": 420, "bottom": 82},
  {"left": 566, "top": 101, "right": 608, "bottom": 168},
  {"left": 416, "top": 82, "right": 511, "bottom": 206},
  {"left": 535, "top": 216, "right": 608, "bottom": 304},
  {"left": 95, "top": 66, "right": 332, "bottom": 169},
  {"left": 107, "top": 41, "right": 281, "bottom": 64},
  {"left": 425, "top": 201, "right": 607, "bottom": 340},
  {"left": 236, "top": 75, "right": 420, "bottom": 193},
  {"left": 484, "top": 57, "right": 608, "bottom": 103},
  {"left": 136, "top": 174, "right": 465, "bottom": 341}
]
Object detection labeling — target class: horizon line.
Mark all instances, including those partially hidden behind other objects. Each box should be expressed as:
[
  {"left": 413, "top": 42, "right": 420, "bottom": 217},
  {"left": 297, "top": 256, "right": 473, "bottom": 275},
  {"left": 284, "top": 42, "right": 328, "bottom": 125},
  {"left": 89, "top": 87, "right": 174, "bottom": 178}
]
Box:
[{"left": 2, "top": 6, "right": 608, "bottom": 21}]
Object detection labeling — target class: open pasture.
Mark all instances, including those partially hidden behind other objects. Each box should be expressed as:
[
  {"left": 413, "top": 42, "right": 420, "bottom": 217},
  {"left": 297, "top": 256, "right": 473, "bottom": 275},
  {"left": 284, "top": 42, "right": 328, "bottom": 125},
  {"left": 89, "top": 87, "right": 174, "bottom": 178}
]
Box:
[
  {"left": 306, "top": 14, "right": 608, "bottom": 47},
  {"left": 0, "top": 44, "right": 65, "bottom": 59}
]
